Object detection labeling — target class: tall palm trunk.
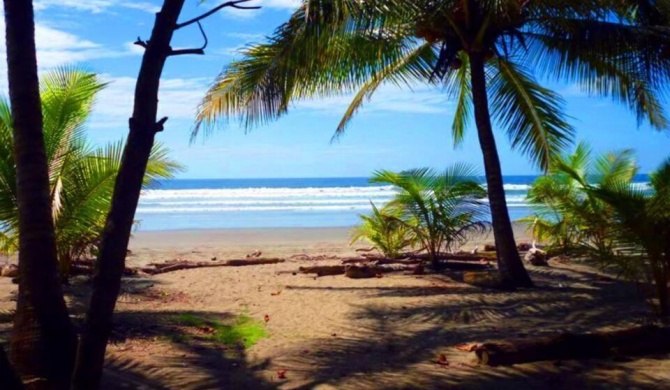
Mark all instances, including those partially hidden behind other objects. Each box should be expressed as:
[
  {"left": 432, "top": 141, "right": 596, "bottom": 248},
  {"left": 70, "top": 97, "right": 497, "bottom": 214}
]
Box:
[
  {"left": 468, "top": 52, "right": 533, "bottom": 288},
  {"left": 3, "top": 0, "right": 76, "bottom": 386},
  {"left": 71, "top": 1, "right": 186, "bottom": 388}
]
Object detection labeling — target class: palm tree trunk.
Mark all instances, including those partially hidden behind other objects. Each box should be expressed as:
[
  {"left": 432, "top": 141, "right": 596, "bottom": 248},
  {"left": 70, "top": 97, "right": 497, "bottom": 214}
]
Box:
[
  {"left": 71, "top": 1, "right": 186, "bottom": 388},
  {"left": 468, "top": 52, "right": 533, "bottom": 288},
  {"left": 3, "top": 0, "right": 76, "bottom": 386},
  {"left": 0, "top": 346, "right": 23, "bottom": 389}
]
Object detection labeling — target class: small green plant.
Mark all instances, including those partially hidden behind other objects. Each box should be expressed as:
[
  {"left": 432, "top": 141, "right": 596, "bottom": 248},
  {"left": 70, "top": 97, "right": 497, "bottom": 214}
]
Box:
[
  {"left": 174, "top": 313, "right": 268, "bottom": 348},
  {"left": 350, "top": 203, "right": 413, "bottom": 258}
]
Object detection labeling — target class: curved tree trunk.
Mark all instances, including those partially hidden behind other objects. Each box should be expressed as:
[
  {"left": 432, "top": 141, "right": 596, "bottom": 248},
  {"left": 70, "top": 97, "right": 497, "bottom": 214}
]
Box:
[
  {"left": 71, "top": 1, "right": 186, "bottom": 388},
  {"left": 468, "top": 53, "right": 533, "bottom": 288},
  {"left": 3, "top": 0, "right": 76, "bottom": 386}
]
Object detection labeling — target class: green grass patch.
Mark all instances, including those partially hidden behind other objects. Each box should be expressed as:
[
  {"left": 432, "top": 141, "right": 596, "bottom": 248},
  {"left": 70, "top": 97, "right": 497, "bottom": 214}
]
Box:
[{"left": 174, "top": 313, "right": 268, "bottom": 348}]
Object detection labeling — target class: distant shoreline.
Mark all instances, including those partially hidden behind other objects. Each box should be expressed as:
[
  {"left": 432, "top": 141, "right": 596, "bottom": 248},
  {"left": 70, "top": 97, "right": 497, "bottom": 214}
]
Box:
[{"left": 128, "top": 223, "right": 531, "bottom": 252}]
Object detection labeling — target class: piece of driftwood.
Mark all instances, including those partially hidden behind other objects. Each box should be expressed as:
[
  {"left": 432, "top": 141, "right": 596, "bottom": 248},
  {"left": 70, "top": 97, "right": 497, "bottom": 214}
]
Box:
[
  {"left": 474, "top": 326, "right": 670, "bottom": 366},
  {"left": 299, "top": 263, "right": 417, "bottom": 277},
  {"left": 141, "top": 258, "right": 285, "bottom": 275}
]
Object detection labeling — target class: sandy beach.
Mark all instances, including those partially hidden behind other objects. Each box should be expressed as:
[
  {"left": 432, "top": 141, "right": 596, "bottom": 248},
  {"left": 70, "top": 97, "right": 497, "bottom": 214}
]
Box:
[{"left": 1, "top": 227, "right": 669, "bottom": 389}]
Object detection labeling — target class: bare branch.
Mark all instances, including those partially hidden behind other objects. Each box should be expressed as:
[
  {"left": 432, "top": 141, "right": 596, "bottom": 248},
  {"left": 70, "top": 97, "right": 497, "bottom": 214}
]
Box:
[
  {"left": 169, "top": 48, "right": 205, "bottom": 56},
  {"left": 174, "top": 0, "right": 260, "bottom": 30},
  {"left": 155, "top": 117, "right": 169, "bottom": 132},
  {"left": 168, "top": 22, "right": 209, "bottom": 57},
  {"left": 134, "top": 36, "right": 148, "bottom": 49}
]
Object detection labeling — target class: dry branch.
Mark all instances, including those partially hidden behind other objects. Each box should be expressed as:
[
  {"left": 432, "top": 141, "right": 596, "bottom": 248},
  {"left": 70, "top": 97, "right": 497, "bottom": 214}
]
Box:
[{"left": 474, "top": 326, "right": 670, "bottom": 366}]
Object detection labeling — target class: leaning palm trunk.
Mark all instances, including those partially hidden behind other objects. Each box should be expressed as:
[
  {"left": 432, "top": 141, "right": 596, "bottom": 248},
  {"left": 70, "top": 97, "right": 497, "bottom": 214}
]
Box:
[
  {"left": 3, "top": 0, "right": 76, "bottom": 386},
  {"left": 469, "top": 53, "right": 532, "bottom": 287}
]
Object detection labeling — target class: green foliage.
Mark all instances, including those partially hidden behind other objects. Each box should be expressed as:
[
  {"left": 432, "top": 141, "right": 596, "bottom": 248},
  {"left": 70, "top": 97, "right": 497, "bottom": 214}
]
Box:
[
  {"left": 175, "top": 313, "right": 268, "bottom": 348},
  {"left": 194, "top": 1, "right": 670, "bottom": 168},
  {"left": 521, "top": 142, "right": 637, "bottom": 255},
  {"left": 587, "top": 159, "right": 670, "bottom": 316},
  {"left": 350, "top": 203, "right": 413, "bottom": 258},
  {"left": 0, "top": 67, "right": 183, "bottom": 276},
  {"left": 523, "top": 144, "right": 670, "bottom": 316},
  {"left": 362, "top": 165, "right": 490, "bottom": 268}
]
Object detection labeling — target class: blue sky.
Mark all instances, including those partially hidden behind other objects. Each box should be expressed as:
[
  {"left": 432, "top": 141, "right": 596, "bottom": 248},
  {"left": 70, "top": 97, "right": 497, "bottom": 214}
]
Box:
[{"left": 3, "top": 0, "right": 669, "bottom": 178}]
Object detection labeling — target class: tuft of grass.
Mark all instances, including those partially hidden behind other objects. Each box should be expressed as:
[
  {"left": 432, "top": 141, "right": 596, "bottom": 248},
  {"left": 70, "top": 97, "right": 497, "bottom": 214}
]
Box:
[
  {"left": 210, "top": 315, "right": 268, "bottom": 348},
  {"left": 174, "top": 313, "right": 268, "bottom": 348}
]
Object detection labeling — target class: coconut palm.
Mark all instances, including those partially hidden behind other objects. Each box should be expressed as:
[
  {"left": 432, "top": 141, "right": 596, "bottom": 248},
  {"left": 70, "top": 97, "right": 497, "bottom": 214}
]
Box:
[
  {"left": 588, "top": 159, "right": 670, "bottom": 317},
  {"left": 0, "top": 67, "right": 183, "bottom": 278},
  {"left": 350, "top": 203, "right": 414, "bottom": 258},
  {"left": 193, "top": 1, "right": 670, "bottom": 287},
  {"left": 521, "top": 142, "right": 638, "bottom": 255},
  {"left": 369, "top": 165, "right": 489, "bottom": 270},
  {"left": 3, "top": 1, "right": 76, "bottom": 385}
]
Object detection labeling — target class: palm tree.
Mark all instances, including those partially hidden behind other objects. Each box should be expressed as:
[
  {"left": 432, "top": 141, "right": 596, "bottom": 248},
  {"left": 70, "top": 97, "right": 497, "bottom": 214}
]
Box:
[
  {"left": 193, "top": 1, "right": 670, "bottom": 287},
  {"left": 0, "top": 68, "right": 183, "bottom": 279},
  {"left": 370, "top": 165, "right": 490, "bottom": 270},
  {"left": 589, "top": 159, "right": 670, "bottom": 317},
  {"left": 350, "top": 203, "right": 413, "bottom": 258},
  {"left": 2, "top": 0, "right": 76, "bottom": 385},
  {"left": 521, "top": 142, "right": 637, "bottom": 255}
]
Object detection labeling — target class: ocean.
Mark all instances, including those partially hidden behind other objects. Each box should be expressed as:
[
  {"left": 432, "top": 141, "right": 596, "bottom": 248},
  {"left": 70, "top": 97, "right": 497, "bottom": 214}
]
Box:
[{"left": 135, "top": 175, "right": 650, "bottom": 231}]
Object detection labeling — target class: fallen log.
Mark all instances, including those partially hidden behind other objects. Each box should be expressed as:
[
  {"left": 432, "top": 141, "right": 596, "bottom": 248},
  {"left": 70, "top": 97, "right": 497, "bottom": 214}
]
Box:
[
  {"left": 139, "top": 258, "right": 286, "bottom": 275},
  {"left": 299, "top": 263, "right": 417, "bottom": 277},
  {"left": 340, "top": 257, "right": 422, "bottom": 265},
  {"left": 409, "top": 253, "right": 496, "bottom": 262},
  {"left": 474, "top": 326, "right": 670, "bottom": 366}
]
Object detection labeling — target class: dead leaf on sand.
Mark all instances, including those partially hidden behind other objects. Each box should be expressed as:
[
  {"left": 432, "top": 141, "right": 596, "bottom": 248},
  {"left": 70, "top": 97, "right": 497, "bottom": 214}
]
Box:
[
  {"left": 277, "top": 370, "right": 287, "bottom": 379},
  {"left": 271, "top": 290, "right": 282, "bottom": 296},
  {"left": 454, "top": 343, "right": 478, "bottom": 352},
  {"left": 436, "top": 353, "right": 449, "bottom": 366},
  {"left": 264, "top": 314, "right": 270, "bottom": 323}
]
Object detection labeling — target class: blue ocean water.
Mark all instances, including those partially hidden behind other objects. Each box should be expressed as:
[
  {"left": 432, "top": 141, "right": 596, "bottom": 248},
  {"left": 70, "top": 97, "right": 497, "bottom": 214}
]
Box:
[{"left": 135, "top": 175, "right": 650, "bottom": 231}]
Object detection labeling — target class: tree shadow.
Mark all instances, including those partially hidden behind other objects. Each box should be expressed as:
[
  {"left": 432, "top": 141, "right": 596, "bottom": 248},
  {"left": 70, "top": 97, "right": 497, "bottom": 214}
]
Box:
[
  {"left": 271, "top": 267, "right": 664, "bottom": 389},
  {"left": 100, "top": 309, "right": 275, "bottom": 390}
]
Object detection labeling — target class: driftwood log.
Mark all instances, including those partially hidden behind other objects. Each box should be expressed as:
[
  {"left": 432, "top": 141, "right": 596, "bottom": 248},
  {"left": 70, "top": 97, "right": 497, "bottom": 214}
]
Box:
[
  {"left": 140, "top": 258, "right": 285, "bottom": 275},
  {"left": 474, "top": 326, "right": 670, "bottom": 366},
  {"left": 298, "top": 264, "right": 417, "bottom": 277}
]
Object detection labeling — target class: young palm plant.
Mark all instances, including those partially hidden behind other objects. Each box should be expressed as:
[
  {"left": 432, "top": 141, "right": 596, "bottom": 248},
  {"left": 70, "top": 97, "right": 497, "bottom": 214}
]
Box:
[
  {"left": 521, "top": 142, "right": 638, "bottom": 255},
  {"left": 350, "top": 203, "right": 413, "bottom": 258},
  {"left": 0, "top": 67, "right": 183, "bottom": 278},
  {"left": 193, "top": 1, "right": 670, "bottom": 287},
  {"left": 370, "top": 165, "right": 489, "bottom": 270},
  {"left": 588, "top": 159, "right": 670, "bottom": 317}
]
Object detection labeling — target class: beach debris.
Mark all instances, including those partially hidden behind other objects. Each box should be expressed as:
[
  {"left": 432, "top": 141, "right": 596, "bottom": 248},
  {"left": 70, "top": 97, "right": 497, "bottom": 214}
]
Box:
[
  {"left": 412, "top": 264, "right": 425, "bottom": 275},
  {"left": 375, "top": 273, "right": 383, "bottom": 278},
  {"left": 355, "top": 247, "right": 376, "bottom": 252},
  {"left": 299, "top": 265, "right": 346, "bottom": 277},
  {"left": 516, "top": 242, "right": 532, "bottom": 251},
  {"left": 271, "top": 290, "right": 282, "bottom": 296},
  {"left": 524, "top": 247, "right": 549, "bottom": 266},
  {"left": 246, "top": 250, "right": 262, "bottom": 258},
  {"left": 474, "top": 326, "right": 670, "bottom": 366},
  {"left": 136, "top": 258, "right": 286, "bottom": 275},
  {"left": 436, "top": 353, "right": 450, "bottom": 366},
  {"left": 211, "top": 256, "right": 217, "bottom": 261},
  {"left": 276, "top": 370, "right": 287, "bottom": 379},
  {"left": 1, "top": 264, "right": 18, "bottom": 278},
  {"left": 471, "top": 246, "right": 479, "bottom": 254},
  {"left": 484, "top": 244, "right": 496, "bottom": 252},
  {"left": 344, "top": 265, "right": 376, "bottom": 279},
  {"left": 455, "top": 343, "right": 479, "bottom": 352},
  {"left": 264, "top": 314, "right": 270, "bottom": 323}
]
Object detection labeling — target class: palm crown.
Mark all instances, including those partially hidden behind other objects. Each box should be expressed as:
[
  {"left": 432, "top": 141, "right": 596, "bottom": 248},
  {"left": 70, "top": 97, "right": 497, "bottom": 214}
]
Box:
[
  {"left": 194, "top": 0, "right": 670, "bottom": 287},
  {"left": 0, "top": 67, "right": 183, "bottom": 276}
]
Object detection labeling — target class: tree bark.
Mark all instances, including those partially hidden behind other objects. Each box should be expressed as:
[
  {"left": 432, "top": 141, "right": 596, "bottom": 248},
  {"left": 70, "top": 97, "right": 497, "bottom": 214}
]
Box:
[
  {"left": 71, "top": 1, "right": 186, "bottom": 388},
  {"left": 468, "top": 53, "right": 533, "bottom": 288},
  {"left": 3, "top": 0, "right": 76, "bottom": 386},
  {"left": 474, "top": 326, "right": 670, "bottom": 366},
  {"left": 0, "top": 346, "right": 23, "bottom": 389}
]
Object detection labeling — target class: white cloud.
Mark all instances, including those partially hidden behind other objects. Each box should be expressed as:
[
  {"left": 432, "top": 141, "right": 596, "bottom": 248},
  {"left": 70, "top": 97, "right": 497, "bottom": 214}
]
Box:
[
  {"left": 34, "top": 0, "right": 160, "bottom": 14},
  {"left": 222, "top": 0, "right": 300, "bottom": 19},
  {"left": 296, "top": 84, "right": 449, "bottom": 115},
  {"left": 90, "top": 76, "right": 211, "bottom": 125}
]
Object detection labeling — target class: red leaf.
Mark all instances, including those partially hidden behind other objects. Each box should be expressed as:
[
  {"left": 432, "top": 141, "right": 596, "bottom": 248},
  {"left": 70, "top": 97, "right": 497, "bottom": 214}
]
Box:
[
  {"left": 264, "top": 314, "right": 270, "bottom": 323},
  {"left": 436, "top": 353, "right": 449, "bottom": 366},
  {"left": 277, "top": 370, "right": 287, "bottom": 379}
]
